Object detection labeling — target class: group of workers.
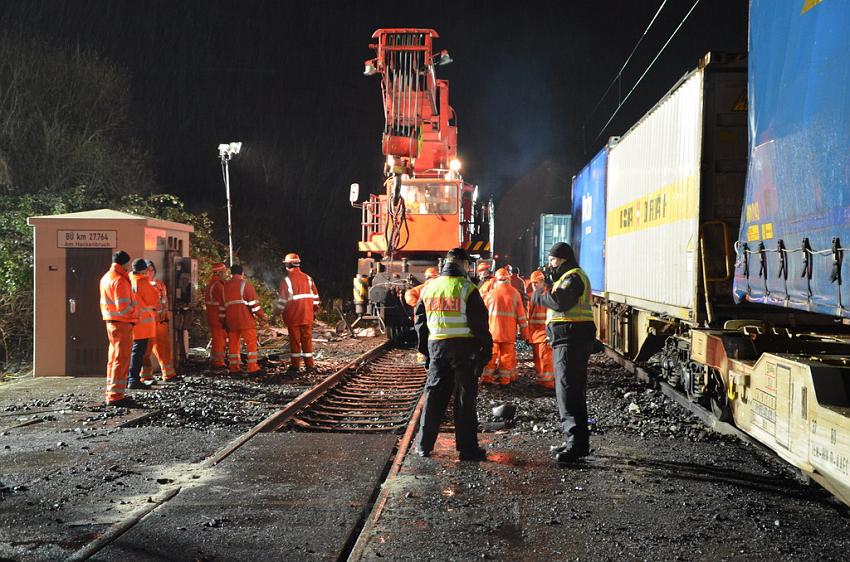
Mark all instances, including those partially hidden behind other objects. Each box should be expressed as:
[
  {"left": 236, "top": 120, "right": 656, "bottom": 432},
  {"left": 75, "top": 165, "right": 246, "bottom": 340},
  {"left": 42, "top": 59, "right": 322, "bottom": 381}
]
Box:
[
  {"left": 99, "top": 250, "right": 319, "bottom": 407},
  {"left": 99, "top": 251, "right": 177, "bottom": 408},
  {"left": 412, "top": 243, "right": 596, "bottom": 464},
  {"left": 203, "top": 253, "right": 319, "bottom": 374},
  {"left": 405, "top": 259, "right": 555, "bottom": 389}
]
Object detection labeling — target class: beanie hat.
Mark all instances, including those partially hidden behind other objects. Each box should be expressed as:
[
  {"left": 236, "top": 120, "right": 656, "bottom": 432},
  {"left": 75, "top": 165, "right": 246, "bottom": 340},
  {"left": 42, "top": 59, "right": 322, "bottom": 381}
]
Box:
[
  {"left": 446, "top": 247, "right": 470, "bottom": 263},
  {"left": 549, "top": 242, "right": 575, "bottom": 261},
  {"left": 131, "top": 258, "right": 148, "bottom": 272},
  {"left": 112, "top": 250, "right": 131, "bottom": 265}
]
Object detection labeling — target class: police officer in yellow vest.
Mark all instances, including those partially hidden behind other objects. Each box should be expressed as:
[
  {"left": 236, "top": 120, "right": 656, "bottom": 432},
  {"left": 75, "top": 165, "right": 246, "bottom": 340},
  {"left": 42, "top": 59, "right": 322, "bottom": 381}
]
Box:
[
  {"left": 413, "top": 247, "right": 493, "bottom": 461},
  {"left": 531, "top": 242, "right": 596, "bottom": 463}
]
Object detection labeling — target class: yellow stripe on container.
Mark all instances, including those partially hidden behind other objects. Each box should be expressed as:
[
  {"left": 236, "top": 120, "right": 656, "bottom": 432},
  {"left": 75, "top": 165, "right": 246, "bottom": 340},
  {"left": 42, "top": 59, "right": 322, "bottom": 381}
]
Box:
[{"left": 606, "top": 175, "right": 698, "bottom": 238}]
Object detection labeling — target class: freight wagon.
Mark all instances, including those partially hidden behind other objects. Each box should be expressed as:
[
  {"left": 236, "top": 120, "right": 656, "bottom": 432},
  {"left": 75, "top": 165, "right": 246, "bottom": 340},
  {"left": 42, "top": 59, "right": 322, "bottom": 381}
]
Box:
[{"left": 576, "top": 2, "right": 850, "bottom": 505}]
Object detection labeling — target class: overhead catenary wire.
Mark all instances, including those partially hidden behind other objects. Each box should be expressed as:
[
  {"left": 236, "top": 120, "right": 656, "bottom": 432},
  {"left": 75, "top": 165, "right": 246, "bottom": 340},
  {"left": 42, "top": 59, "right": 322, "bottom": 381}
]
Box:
[{"left": 594, "top": 0, "right": 702, "bottom": 144}]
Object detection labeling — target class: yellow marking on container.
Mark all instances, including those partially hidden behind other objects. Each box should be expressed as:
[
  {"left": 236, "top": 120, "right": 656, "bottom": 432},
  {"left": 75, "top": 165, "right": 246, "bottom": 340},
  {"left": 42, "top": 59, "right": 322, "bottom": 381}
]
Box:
[
  {"left": 802, "top": 0, "right": 824, "bottom": 15},
  {"left": 606, "top": 175, "right": 698, "bottom": 237},
  {"left": 746, "top": 201, "right": 761, "bottom": 222},
  {"left": 762, "top": 223, "right": 774, "bottom": 240},
  {"left": 747, "top": 224, "right": 761, "bottom": 242},
  {"left": 732, "top": 90, "right": 748, "bottom": 112}
]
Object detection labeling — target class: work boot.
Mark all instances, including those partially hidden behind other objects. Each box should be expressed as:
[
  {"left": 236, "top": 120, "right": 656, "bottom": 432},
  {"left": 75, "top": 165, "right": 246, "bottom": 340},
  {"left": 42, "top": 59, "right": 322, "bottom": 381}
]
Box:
[
  {"left": 458, "top": 447, "right": 487, "bottom": 462},
  {"left": 553, "top": 443, "right": 590, "bottom": 463},
  {"left": 414, "top": 446, "right": 431, "bottom": 458},
  {"left": 107, "top": 396, "right": 142, "bottom": 408},
  {"left": 127, "top": 380, "right": 153, "bottom": 390}
]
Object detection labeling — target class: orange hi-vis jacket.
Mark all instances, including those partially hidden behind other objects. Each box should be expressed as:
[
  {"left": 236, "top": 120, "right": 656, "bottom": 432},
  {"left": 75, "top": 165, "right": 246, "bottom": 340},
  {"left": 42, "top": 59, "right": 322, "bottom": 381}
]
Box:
[
  {"left": 484, "top": 281, "right": 529, "bottom": 343},
  {"left": 131, "top": 272, "right": 159, "bottom": 340},
  {"left": 151, "top": 278, "right": 170, "bottom": 322},
  {"left": 526, "top": 287, "right": 549, "bottom": 344},
  {"left": 478, "top": 276, "right": 496, "bottom": 301},
  {"left": 277, "top": 268, "right": 319, "bottom": 326},
  {"left": 204, "top": 275, "right": 226, "bottom": 327},
  {"left": 404, "top": 280, "right": 432, "bottom": 308},
  {"left": 224, "top": 275, "right": 264, "bottom": 330},
  {"left": 100, "top": 264, "right": 138, "bottom": 323}
]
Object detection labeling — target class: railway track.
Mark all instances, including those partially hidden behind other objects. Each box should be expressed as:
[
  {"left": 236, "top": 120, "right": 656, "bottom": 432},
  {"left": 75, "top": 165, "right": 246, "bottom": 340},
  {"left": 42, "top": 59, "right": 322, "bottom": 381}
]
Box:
[{"left": 68, "top": 340, "right": 428, "bottom": 562}]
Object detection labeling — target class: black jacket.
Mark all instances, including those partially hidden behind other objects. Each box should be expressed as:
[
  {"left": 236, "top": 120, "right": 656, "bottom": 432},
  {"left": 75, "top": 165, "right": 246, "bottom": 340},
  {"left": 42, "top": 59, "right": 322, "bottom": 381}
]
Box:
[
  {"left": 414, "top": 262, "right": 493, "bottom": 357},
  {"left": 531, "top": 260, "right": 596, "bottom": 348}
]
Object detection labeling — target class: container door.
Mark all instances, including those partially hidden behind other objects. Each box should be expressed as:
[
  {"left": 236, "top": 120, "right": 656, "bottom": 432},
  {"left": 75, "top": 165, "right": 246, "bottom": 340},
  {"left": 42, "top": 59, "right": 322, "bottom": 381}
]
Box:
[{"left": 66, "top": 248, "right": 112, "bottom": 375}]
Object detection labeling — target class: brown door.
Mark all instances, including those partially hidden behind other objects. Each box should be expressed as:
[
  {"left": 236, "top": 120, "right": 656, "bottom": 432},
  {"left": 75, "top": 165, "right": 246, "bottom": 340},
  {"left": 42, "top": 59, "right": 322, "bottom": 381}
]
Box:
[{"left": 66, "top": 248, "right": 112, "bottom": 375}]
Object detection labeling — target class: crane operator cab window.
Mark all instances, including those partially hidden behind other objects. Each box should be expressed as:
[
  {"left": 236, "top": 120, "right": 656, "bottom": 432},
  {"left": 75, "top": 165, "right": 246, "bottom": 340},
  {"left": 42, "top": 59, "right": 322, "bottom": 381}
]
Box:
[{"left": 400, "top": 182, "right": 457, "bottom": 215}]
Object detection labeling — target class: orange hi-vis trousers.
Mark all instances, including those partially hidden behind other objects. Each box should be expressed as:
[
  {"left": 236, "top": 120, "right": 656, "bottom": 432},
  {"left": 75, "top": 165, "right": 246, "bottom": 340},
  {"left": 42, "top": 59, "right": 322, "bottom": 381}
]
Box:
[
  {"left": 141, "top": 322, "right": 175, "bottom": 381},
  {"left": 105, "top": 321, "right": 133, "bottom": 403},
  {"left": 287, "top": 324, "right": 314, "bottom": 368},
  {"left": 227, "top": 328, "right": 260, "bottom": 373},
  {"left": 532, "top": 341, "right": 555, "bottom": 388},
  {"left": 482, "top": 342, "right": 517, "bottom": 385}
]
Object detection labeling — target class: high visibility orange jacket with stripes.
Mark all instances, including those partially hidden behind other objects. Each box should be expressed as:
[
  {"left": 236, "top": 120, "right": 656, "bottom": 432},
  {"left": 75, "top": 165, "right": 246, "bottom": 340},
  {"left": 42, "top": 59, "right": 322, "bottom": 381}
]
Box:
[
  {"left": 100, "top": 264, "right": 138, "bottom": 323},
  {"left": 526, "top": 287, "right": 549, "bottom": 344},
  {"left": 151, "top": 278, "right": 170, "bottom": 322},
  {"left": 478, "top": 276, "right": 496, "bottom": 301},
  {"left": 130, "top": 272, "right": 159, "bottom": 340},
  {"left": 204, "top": 275, "right": 226, "bottom": 327},
  {"left": 223, "top": 275, "right": 265, "bottom": 330},
  {"left": 277, "top": 268, "right": 319, "bottom": 326},
  {"left": 404, "top": 279, "right": 433, "bottom": 308},
  {"left": 484, "top": 281, "right": 529, "bottom": 343}
]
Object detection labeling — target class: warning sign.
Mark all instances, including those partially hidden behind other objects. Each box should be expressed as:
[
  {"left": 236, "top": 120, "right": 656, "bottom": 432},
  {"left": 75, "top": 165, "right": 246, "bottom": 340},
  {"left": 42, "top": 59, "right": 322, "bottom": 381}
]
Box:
[{"left": 58, "top": 230, "right": 117, "bottom": 248}]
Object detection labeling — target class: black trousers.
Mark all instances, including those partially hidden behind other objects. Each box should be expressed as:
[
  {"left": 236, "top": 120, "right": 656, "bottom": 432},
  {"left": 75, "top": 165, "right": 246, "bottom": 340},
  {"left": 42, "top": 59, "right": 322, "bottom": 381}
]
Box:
[
  {"left": 129, "top": 338, "right": 149, "bottom": 383},
  {"left": 553, "top": 340, "right": 593, "bottom": 448},
  {"left": 416, "top": 340, "right": 480, "bottom": 453}
]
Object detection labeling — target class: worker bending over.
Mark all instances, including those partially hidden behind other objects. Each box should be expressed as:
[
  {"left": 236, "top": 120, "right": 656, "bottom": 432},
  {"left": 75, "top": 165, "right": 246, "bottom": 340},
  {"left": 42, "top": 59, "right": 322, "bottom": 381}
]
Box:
[
  {"left": 128, "top": 259, "right": 159, "bottom": 389},
  {"left": 99, "top": 251, "right": 138, "bottom": 406},
  {"left": 224, "top": 264, "right": 266, "bottom": 374},
  {"left": 277, "top": 253, "right": 320, "bottom": 372},
  {"left": 414, "top": 247, "right": 493, "bottom": 461},
  {"left": 204, "top": 262, "right": 228, "bottom": 368},
  {"left": 531, "top": 242, "right": 596, "bottom": 463},
  {"left": 140, "top": 260, "right": 177, "bottom": 383},
  {"left": 481, "top": 268, "right": 529, "bottom": 385},
  {"left": 526, "top": 270, "right": 554, "bottom": 389}
]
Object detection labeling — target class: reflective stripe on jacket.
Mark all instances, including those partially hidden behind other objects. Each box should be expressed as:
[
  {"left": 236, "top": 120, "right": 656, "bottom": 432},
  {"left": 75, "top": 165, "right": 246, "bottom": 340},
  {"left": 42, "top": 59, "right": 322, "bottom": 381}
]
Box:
[
  {"left": 99, "top": 264, "right": 138, "bottom": 323},
  {"left": 224, "top": 275, "right": 262, "bottom": 330},
  {"left": 151, "top": 278, "right": 170, "bottom": 322},
  {"left": 484, "top": 281, "right": 529, "bottom": 343},
  {"left": 204, "top": 276, "right": 226, "bottom": 320},
  {"left": 277, "top": 268, "right": 319, "bottom": 326},
  {"left": 526, "top": 291, "right": 549, "bottom": 344},
  {"left": 546, "top": 267, "right": 594, "bottom": 324},
  {"left": 131, "top": 272, "right": 159, "bottom": 339},
  {"left": 420, "top": 276, "right": 477, "bottom": 340}
]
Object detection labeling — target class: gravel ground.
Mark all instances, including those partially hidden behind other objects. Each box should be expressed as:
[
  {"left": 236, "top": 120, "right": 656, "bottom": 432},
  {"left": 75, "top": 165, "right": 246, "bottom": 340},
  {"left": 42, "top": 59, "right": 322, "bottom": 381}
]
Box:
[
  {"left": 356, "top": 345, "right": 850, "bottom": 562},
  {"left": 0, "top": 331, "right": 383, "bottom": 561}
]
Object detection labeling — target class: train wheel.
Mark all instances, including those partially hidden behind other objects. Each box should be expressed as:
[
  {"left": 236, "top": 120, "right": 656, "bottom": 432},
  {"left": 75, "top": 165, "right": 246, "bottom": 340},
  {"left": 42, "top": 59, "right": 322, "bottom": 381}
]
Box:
[{"left": 709, "top": 369, "right": 733, "bottom": 422}]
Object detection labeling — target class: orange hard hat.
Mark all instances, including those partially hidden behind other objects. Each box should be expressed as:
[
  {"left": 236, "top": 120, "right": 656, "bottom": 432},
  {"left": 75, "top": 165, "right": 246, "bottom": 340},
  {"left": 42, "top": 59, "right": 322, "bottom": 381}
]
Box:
[
  {"left": 530, "top": 270, "right": 545, "bottom": 282},
  {"left": 283, "top": 253, "right": 301, "bottom": 264},
  {"left": 504, "top": 264, "right": 514, "bottom": 273},
  {"left": 424, "top": 267, "right": 439, "bottom": 279},
  {"left": 476, "top": 262, "right": 490, "bottom": 272},
  {"left": 211, "top": 262, "right": 227, "bottom": 273},
  {"left": 495, "top": 268, "right": 511, "bottom": 281}
]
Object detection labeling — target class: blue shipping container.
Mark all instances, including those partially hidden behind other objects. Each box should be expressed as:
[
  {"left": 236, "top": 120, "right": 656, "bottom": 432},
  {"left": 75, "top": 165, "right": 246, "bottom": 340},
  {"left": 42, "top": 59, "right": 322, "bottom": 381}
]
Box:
[
  {"left": 538, "top": 214, "right": 572, "bottom": 270},
  {"left": 734, "top": 0, "right": 850, "bottom": 317},
  {"left": 571, "top": 146, "right": 608, "bottom": 295}
]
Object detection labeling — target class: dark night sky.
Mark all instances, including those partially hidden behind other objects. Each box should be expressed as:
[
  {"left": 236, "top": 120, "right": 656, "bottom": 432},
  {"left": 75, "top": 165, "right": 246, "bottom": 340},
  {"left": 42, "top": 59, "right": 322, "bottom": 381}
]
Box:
[{"left": 1, "top": 0, "right": 748, "bottom": 291}]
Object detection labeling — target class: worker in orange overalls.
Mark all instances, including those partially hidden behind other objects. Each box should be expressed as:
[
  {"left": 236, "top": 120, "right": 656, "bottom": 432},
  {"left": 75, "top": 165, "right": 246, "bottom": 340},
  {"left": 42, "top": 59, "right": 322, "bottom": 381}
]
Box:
[
  {"left": 482, "top": 268, "right": 529, "bottom": 385},
  {"left": 527, "top": 270, "right": 555, "bottom": 389},
  {"left": 477, "top": 261, "right": 496, "bottom": 301},
  {"left": 277, "top": 253, "right": 320, "bottom": 372},
  {"left": 99, "top": 251, "right": 138, "bottom": 406},
  {"left": 404, "top": 267, "right": 439, "bottom": 308},
  {"left": 128, "top": 259, "right": 159, "bottom": 390},
  {"left": 223, "top": 264, "right": 266, "bottom": 374},
  {"left": 204, "top": 262, "right": 228, "bottom": 368},
  {"left": 405, "top": 267, "right": 439, "bottom": 365},
  {"left": 140, "top": 260, "right": 177, "bottom": 383}
]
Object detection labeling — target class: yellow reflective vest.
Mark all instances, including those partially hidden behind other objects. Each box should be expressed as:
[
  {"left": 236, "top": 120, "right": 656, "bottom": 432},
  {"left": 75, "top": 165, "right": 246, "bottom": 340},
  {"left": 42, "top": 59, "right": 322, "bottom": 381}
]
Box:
[
  {"left": 546, "top": 267, "right": 594, "bottom": 324},
  {"left": 420, "top": 276, "right": 477, "bottom": 340}
]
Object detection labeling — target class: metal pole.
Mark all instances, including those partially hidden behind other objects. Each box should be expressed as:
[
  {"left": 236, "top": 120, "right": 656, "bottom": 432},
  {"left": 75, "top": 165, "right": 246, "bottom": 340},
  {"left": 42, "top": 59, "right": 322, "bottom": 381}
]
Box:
[{"left": 224, "top": 156, "right": 234, "bottom": 266}]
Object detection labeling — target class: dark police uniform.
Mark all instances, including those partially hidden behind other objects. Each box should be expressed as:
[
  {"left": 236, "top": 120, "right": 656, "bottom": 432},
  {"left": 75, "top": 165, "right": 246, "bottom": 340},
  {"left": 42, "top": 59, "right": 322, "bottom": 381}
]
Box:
[
  {"left": 532, "top": 248, "right": 596, "bottom": 461},
  {"left": 414, "top": 259, "right": 492, "bottom": 458}
]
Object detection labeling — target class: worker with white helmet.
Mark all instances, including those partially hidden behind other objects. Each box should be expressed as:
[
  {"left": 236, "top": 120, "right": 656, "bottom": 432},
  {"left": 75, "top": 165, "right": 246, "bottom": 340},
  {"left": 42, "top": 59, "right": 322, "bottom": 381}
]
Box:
[{"left": 277, "top": 253, "right": 320, "bottom": 372}]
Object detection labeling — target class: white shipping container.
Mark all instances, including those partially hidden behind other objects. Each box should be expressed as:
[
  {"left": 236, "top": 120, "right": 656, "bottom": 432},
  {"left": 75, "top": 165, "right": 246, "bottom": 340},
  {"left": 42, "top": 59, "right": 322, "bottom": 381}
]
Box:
[{"left": 605, "top": 70, "right": 703, "bottom": 321}]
